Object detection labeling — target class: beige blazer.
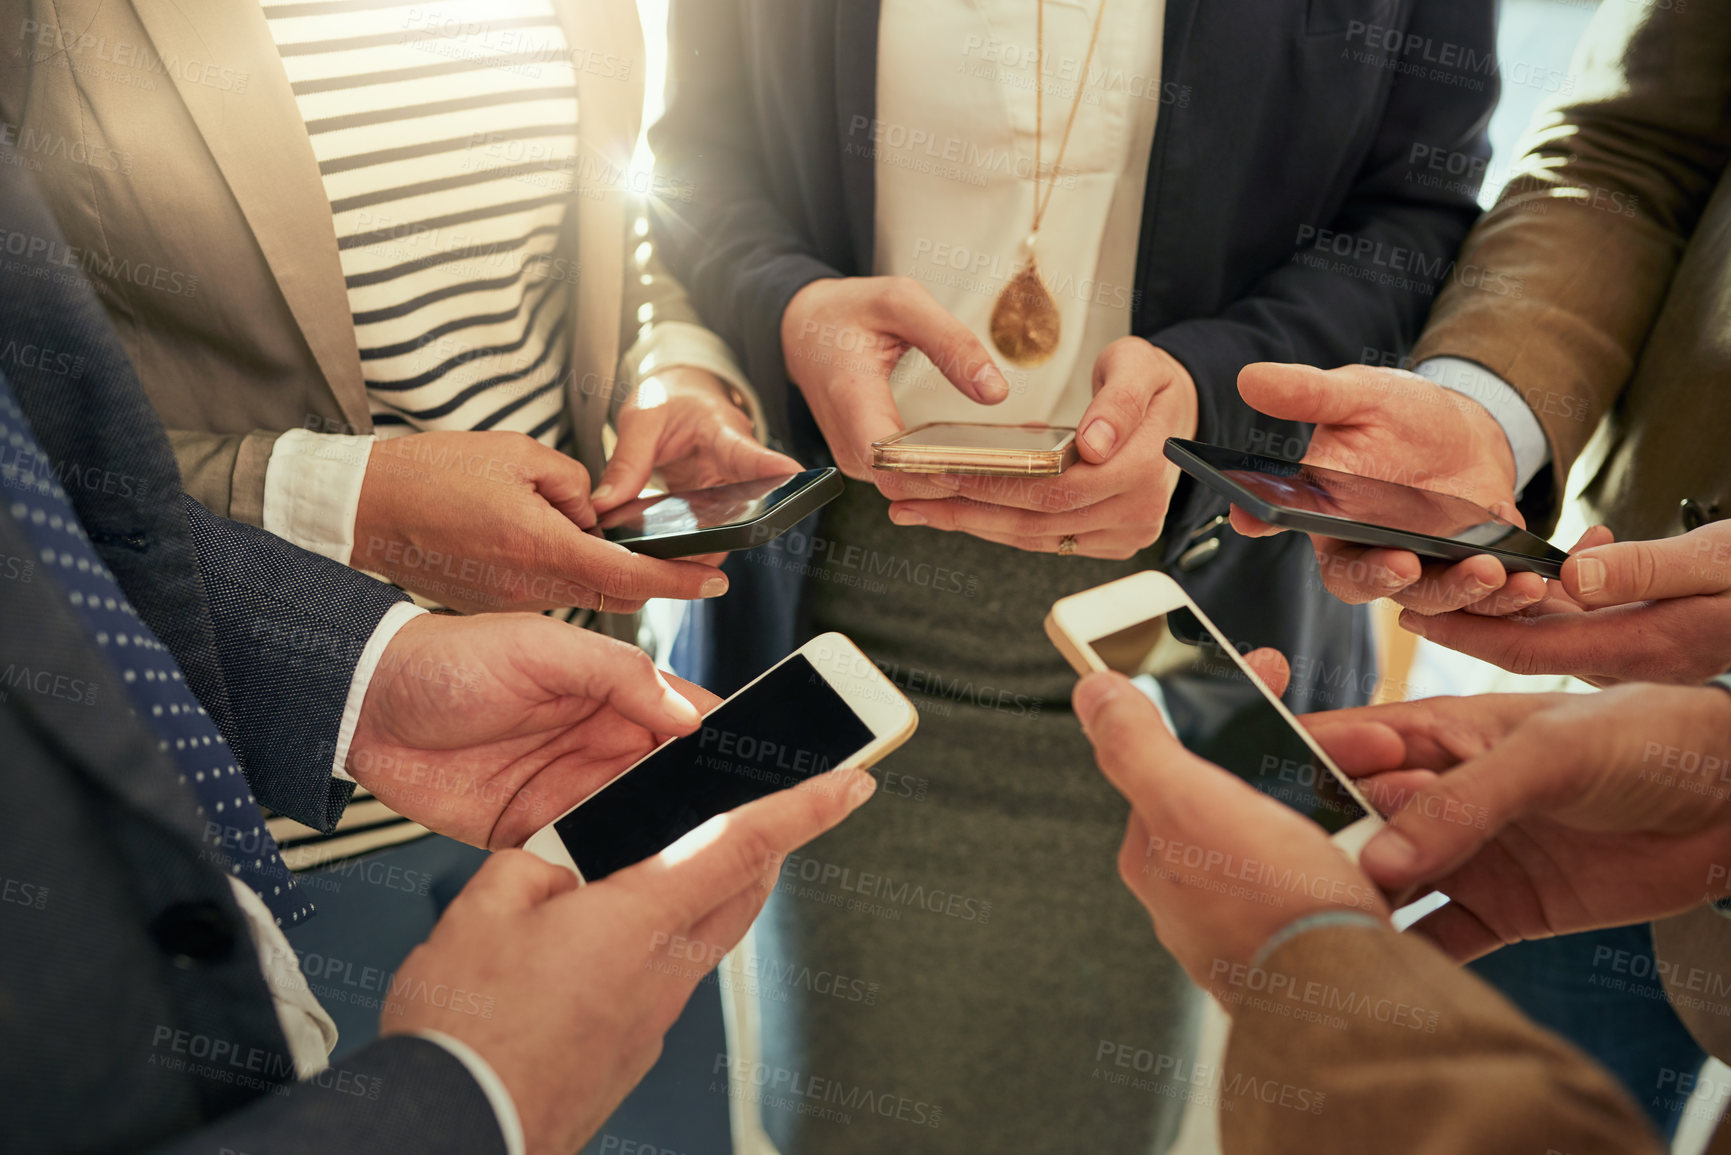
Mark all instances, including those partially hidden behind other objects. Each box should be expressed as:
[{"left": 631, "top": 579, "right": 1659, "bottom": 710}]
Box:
[
  {"left": 0, "top": 0, "right": 746, "bottom": 523},
  {"left": 1222, "top": 908, "right": 1731, "bottom": 1154},
  {"left": 1410, "top": 0, "right": 1731, "bottom": 541}
]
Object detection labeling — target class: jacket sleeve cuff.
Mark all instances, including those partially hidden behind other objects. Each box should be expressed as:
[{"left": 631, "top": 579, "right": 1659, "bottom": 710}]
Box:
[
  {"left": 1250, "top": 910, "right": 1388, "bottom": 970},
  {"left": 413, "top": 1031, "right": 527, "bottom": 1155},
  {"left": 262, "top": 429, "right": 376, "bottom": 566}
]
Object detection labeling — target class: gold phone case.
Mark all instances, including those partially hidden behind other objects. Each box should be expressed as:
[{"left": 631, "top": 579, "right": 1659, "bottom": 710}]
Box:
[{"left": 870, "top": 422, "right": 1080, "bottom": 476}]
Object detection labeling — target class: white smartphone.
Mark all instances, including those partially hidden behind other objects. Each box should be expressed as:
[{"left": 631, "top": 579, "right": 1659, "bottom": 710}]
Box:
[
  {"left": 1045, "top": 571, "right": 1383, "bottom": 859},
  {"left": 523, "top": 633, "right": 919, "bottom": 881}
]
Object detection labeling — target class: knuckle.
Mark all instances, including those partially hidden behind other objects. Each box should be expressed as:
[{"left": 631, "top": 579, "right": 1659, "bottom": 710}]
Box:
[
  {"left": 1627, "top": 545, "right": 1661, "bottom": 600},
  {"left": 881, "top": 276, "right": 926, "bottom": 315}
]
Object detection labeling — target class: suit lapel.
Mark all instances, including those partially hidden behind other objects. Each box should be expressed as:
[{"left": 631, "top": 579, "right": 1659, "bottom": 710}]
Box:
[
  {"left": 129, "top": 0, "right": 370, "bottom": 433},
  {"left": 835, "top": 0, "right": 882, "bottom": 272},
  {"left": 554, "top": 0, "right": 645, "bottom": 475},
  {"left": 1134, "top": 0, "right": 1200, "bottom": 335}
]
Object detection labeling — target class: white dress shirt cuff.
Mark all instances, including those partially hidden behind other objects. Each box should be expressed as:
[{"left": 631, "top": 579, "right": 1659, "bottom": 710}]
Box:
[
  {"left": 331, "top": 601, "right": 428, "bottom": 783},
  {"left": 1414, "top": 357, "right": 1552, "bottom": 493},
  {"left": 412, "top": 1030, "right": 527, "bottom": 1155},
  {"left": 261, "top": 429, "right": 376, "bottom": 566}
]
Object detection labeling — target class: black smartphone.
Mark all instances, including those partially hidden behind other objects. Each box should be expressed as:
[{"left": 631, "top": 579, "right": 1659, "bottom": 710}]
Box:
[
  {"left": 1164, "top": 438, "right": 1568, "bottom": 579},
  {"left": 523, "top": 634, "right": 917, "bottom": 881},
  {"left": 598, "top": 468, "right": 843, "bottom": 559}
]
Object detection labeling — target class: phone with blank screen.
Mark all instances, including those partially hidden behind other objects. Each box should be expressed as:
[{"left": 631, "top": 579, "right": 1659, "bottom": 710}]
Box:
[
  {"left": 523, "top": 634, "right": 917, "bottom": 882},
  {"left": 599, "top": 468, "right": 843, "bottom": 559},
  {"left": 1164, "top": 438, "right": 1568, "bottom": 579},
  {"left": 1046, "top": 571, "right": 1382, "bottom": 858}
]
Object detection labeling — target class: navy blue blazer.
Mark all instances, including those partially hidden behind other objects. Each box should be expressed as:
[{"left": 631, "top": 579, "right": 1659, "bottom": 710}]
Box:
[
  {"left": 651, "top": 0, "right": 1496, "bottom": 699},
  {"left": 0, "top": 153, "right": 505, "bottom": 1151}
]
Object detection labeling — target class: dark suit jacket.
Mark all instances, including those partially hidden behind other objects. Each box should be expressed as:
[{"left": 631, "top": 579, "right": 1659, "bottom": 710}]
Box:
[
  {"left": 0, "top": 153, "right": 505, "bottom": 1151},
  {"left": 1411, "top": 0, "right": 1731, "bottom": 541},
  {"left": 650, "top": 0, "right": 1497, "bottom": 698}
]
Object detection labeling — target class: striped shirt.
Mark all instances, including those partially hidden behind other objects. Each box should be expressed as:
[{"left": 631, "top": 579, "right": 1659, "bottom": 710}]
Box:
[
  {"left": 260, "top": 0, "right": 585, "bottom": 866},
  {"left": 262, "top": 0, "right": 580, "bottom": 446}
]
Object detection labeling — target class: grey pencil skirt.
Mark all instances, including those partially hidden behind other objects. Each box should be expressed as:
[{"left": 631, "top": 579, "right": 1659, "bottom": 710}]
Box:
[{"left": 735, "top": 479, "right": 1205, "bottom": 1154}]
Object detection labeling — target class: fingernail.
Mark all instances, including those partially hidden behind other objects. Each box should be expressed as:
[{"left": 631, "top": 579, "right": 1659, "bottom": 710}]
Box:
[
  {"left": 1399, "top": 611, "right": 1427, "bottom": 638},
  {"left": 662, "top": 684, "right": 701, "bottom": 724},
  {"left": 1574, "top": 556, "right": 1606, "bottom": 595},
  {"left": 932, "top": 475, "right": 962, "bottom": 492},
  {"left": 700, "top": 577, "right": 729, "bottom": 598},
  {"left": 592, "top": 483, "right": 615, "bottom": 504},
  {"left": 891, "top": 508, "right": 928, "bottom": 527},
  {"left": 1359, "top": 828, "right": 1418, "bottom": 878},
  {"left": 974, "top": 361, "right": 1008, "bottom": 399},
  {"left": 845, "top": 769, "right": 878, "bottom": 809},
  {"left": 1074, "top": 673, "right": 1122, "bottom": 727},
  {"left": 1081, "top": 419, "right": 1117, "bottom": 460}
]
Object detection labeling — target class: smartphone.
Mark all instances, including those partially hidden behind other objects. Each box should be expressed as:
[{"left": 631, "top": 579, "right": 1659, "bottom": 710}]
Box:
[
  {"left": 523, "top": 633, "right": 918, "bottom": 881},
  {"left": 598, "top": 468, "right": 843, "bottom": 559},
  {"left": 872, "top": 422, "right": 1079, "bottom": 476},
  {"left": 1165, "top": 438, "right": 1568, "bottom": 579},
  {"left": 1046, "top": 571, "right": 1382, "bottom": 858}
]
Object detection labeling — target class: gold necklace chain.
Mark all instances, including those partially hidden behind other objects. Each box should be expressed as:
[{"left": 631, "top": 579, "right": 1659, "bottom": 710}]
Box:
[
  {"left": 990, "top": 0, "right": 1109, "bottom": 367},
  {"left": 1033, "top": 0, "right": 1110, "bottom": 237}
]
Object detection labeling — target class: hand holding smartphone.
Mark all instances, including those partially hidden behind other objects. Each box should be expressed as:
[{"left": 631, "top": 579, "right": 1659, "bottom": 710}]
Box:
[
  {"left": 1164, "top": 438, "right": 1568, "bottom": 579},
  {"left": 872, "top": 422, "right": 1079, "bottom": 476},
  {"left": 1046, "top": 571, "right": 1383, "bottom": 857},
  {"left": 599, "top": 468, "right": 843, "bottom": 559},
  {"left": 523, "top": 634, "right": 917, "bottom": 881}
]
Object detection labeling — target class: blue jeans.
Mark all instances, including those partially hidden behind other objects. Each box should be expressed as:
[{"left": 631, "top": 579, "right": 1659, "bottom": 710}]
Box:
[{"left": 1469, "top": 924, "right": 1706, "bottom": 1139}]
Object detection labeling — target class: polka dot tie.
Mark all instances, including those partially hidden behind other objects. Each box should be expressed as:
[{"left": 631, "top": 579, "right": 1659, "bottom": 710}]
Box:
[{"left": 0, "top": 384, "right": 310, "bottom": 926}]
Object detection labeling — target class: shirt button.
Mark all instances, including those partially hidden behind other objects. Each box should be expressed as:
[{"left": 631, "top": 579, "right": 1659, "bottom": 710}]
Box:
[{"left": 148, "top": 899, "right": 237, "bottom": 966}]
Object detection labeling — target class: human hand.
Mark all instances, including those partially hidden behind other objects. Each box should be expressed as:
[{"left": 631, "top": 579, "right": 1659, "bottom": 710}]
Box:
[
  {"left": 1231, "top": 363, "right": 1547, "bottom": 615},
  {"left": 1404, "top": 521, "right": 1731, "bottom": 686},
  {"left": 1074, "top": 656, "right": 1390, "bottom": 999},
  {"left": 353, "top": 430, "right": 729, "bottom": 614},
  {"left": 887, "top": 338, "right": 1198, "bottom": 558},
  {"left": 591, "top": 366, "right": 803, "bottom": 514},
  {"left": 780, "top": 276, "right": 1009, "bottom": 482},
  {"left": 380, "top": 765, "right": 877, "bottom": 1155},
  {"left": 348, "top": 612, "right": 719, "bottom": 847},
  {"left": 1309, "top": 687, "right": 1731, "bottom": 962}
]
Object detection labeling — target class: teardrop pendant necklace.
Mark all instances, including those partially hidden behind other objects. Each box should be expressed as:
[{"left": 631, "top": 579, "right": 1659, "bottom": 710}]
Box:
[{"left": 989, "top": 0, "right": 1110, "bottom": 367}]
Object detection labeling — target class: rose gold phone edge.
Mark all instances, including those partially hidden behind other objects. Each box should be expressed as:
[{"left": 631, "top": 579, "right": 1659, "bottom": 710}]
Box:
[
  {"left": 1045, "top": 571, "right": 1383, "bottom": 861},
  {"left": 872, "top": 422, "right": 1080, "bottom": 477}
]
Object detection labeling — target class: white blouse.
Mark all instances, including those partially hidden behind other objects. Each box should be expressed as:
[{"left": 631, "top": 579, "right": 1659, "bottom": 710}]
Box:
[{"left": 875, "top": 0, "right": 1167, "bottom": 427}]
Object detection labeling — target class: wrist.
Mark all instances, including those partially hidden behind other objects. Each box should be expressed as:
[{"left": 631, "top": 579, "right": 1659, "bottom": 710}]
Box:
[
  {"left": 645, "top": 367, "right": 752, "bottom": 428},
  {"left": 1145, "top": 342, "right": 1200, "bottom": 440},
  {"left": 779, "top": 277, "right": 842, "bottom": 385},
  {"left": 353, "top": 440, "right": 390, "bottom": 559}
]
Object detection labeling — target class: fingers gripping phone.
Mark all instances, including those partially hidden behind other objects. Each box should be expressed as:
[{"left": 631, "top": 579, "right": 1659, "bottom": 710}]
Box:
[
  {"left": 524, "top": 634, "right": 918, "bottom": 881},
  {"left": 598, "top": 468, "right": 844, "bottom": 559},
  {"left": 1046, "top": 571, "right": 1383, "bottom": 859},
  {"left": 872, "top": 422, "right": 1079, "bottom": 476},
  {"left": 1164, "top": 438, "right": 1569, "bottom": 579}
]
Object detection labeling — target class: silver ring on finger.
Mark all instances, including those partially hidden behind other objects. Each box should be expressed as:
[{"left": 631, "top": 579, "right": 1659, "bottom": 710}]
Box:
[{"left": 1057, "top": 534, "right": 1078, "bottom": 557}]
